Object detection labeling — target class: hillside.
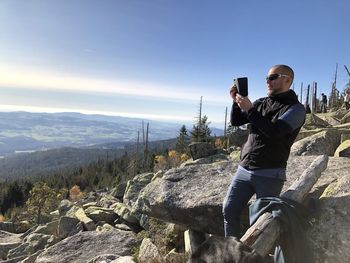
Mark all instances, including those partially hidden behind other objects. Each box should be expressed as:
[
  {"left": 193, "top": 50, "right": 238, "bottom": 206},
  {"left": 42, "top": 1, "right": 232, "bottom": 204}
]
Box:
[
  {"left": 0, "top": 138, "right": 177, "bottom": 180},
  {"left": 0, "top": 112, "right": 184, "bottom": 156}
]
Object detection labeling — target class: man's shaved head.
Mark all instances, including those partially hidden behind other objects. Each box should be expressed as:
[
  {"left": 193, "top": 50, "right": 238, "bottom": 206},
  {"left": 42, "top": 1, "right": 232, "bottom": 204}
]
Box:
[{"left": 271, "top": 64, "right": 294, "bottom": 83}]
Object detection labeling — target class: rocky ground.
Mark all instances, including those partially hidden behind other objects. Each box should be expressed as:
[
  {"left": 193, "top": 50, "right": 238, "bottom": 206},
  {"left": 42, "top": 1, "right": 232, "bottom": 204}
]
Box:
[{"left": 0, "top": 110, "right": 350, "bottom": 263}]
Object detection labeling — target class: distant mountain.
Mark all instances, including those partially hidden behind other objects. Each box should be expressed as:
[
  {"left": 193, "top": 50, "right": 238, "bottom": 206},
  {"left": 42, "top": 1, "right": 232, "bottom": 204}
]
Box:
[
  {"left": 0, "top": 138, "right": 177, "bottom": 180},
  {"left": 0, "top": 111, "right": 224, "bottom": 156},
  {"left": 0, "top": 111, "right": 201, "bottom": 156}
]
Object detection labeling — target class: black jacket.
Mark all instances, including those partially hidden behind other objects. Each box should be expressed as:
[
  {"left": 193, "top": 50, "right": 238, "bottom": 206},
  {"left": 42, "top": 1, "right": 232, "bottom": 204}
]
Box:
[{"left": 231, "top": 90, "right": 305, "bottom": 169}]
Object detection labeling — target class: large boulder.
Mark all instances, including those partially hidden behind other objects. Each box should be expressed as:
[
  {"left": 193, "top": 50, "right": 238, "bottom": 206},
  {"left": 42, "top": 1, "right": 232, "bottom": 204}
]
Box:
[
  {"left": 74, "top": 208, "right": 96, "bottom": 231},
  {"left": 57, "top": 216, "right": 83, "bottom": 239},
  {"left": 340, "top": 110, "right": 350, "bottom": 124},
  {"left": 35, "top": 230, "right": 139, "bottom": 263},
  {"left": 0, "top": 230, "right": 22, "bottom": 260},
  {"left": 123, "top": 173, "right": 154, "bottom": 208},
  {"left": 303, "top": 113, "right": 331, "bottom": 129},
  {"left": 0, "top": 222, "right": 15, "bottom": 233},
  {"left": 7, "top": 233, "right": 58, "bottom": 260},
  {"left": 188, "top": 142, "right": 217, "bottom": 160},
  {"left": 112, "top": 203, "right": 139, "bottom": 225},
  {"left": 295, "top": 128, "right": 323, "bottom": 141},
  {"left": 134, "top": 161, "right": 236, "bottom": 236},
  {"left": 227, "top": 128, "right": 249, "bottom": 148},
  {"left": 290, "top": 129, "right": 340, "bottom": 156},
  {"left": 111, "top": 182, "right": 128, "bottom": 200},
  {"left": 31, "top": 221, "right": 59, "bottom": 236},
  {"left": 308, "top": 173, "right": 350, "bottom": 263},
  {"left": 138, "top": 238, "right": 164, "bottom": 263},
  {"left": 84, "top": 207, "right": 118, "bottom": 224},
  {"left": 133, "top": 155, "right": 350, "bottom": 262}
]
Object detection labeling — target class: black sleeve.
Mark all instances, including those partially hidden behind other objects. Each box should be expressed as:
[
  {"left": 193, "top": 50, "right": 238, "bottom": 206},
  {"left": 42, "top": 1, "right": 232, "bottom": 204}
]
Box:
[
  {"left": 230, "top": 102, "right": 249, "bottom": 126},
  {"left": 246, "top": 107, "right": 294, "bottom": 138}
]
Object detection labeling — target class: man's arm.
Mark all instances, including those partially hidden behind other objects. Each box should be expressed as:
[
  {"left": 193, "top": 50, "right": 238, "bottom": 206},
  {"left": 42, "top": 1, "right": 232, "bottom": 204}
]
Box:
[
  {"left": 246, "top": 103, "right": 306, "bottom": 138},
  {"left": 230, "top": 102, "right": 250, "bottom": 126}
]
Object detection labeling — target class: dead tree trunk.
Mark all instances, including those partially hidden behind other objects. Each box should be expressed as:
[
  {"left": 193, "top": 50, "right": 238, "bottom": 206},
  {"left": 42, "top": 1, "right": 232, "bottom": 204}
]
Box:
[{"left": 240, "top": 155, "right": 328, "bottom": 257}]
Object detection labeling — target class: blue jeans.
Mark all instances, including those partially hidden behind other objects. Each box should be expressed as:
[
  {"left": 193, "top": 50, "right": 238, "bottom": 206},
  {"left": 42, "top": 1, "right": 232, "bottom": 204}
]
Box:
[{"left": 223, "top": 166, "right": 284, "bottom": 237}]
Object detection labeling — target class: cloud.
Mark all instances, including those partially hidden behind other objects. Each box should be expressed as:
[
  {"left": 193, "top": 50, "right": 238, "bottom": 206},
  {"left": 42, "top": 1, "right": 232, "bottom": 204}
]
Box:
[
  {"left": 0, "top": 64, "right": 228, "bottom": 103},
  {"left": 0, "top": 104, "right": 194, "bottom": 122}
]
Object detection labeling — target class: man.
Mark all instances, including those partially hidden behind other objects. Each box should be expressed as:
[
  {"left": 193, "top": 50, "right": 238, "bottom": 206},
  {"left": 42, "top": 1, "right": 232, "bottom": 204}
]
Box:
[
  {"left": 223, "top": 65, "right": 306, "bottom": 237},
  {"left": 320, "top": 93, "right": 328, "bottom": 113}
]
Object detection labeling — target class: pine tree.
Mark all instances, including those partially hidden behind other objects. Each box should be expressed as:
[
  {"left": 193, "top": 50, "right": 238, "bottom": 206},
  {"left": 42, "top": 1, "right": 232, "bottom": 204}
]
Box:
[
  {"left": 191, "top": 115, "right": 211, "bottom": 142},
  {"left": 26, "top": 182, "right": 64, "bottom": 224},
  {"left": 175, "top": 125, "right": 189, "bottom": 153}
]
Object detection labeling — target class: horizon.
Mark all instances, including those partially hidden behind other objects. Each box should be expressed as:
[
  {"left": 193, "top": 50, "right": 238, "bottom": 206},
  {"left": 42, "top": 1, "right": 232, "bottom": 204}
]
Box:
[{"left": 1, "top": 1, "right": 350, "bottom": 128}]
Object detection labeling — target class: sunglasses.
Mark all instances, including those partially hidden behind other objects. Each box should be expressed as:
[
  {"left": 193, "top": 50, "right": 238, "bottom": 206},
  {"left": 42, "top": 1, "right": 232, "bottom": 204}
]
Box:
[{"left": 266, "top": 74, "right": 290, "bottom": 81}]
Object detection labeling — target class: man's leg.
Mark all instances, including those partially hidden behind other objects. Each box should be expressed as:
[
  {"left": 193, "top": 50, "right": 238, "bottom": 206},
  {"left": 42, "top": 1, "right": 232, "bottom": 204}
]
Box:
[
  {"left": 223, "top": 167, "right": 255, "bottom": 237},
  {"left": 252, "top": 176, "right": 284, "bottom": 198}
]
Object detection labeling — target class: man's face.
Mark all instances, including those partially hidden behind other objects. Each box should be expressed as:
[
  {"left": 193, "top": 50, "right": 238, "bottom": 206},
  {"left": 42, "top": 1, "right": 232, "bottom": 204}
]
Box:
[{"left": 266, "top": 67, "right": 291, "bottom": 96}]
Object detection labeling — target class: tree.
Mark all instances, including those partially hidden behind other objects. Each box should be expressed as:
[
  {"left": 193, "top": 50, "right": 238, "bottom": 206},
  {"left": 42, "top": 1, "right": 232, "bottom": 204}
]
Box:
[
  {"left": 69, "top": 185, "right": 85, "bottom": 202},
  {"left": 26, "top": 182, "right": 64, "bottom": 224},
  {"left": 175, "top": 125, "right": 190, "bottom": 153},
  {"left": 191, "top": 115, "right": 211, "bottom": 142}
]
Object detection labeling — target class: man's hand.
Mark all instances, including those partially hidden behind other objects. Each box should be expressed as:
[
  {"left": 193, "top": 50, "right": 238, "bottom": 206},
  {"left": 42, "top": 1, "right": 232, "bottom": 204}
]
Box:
[
  {"left": 236, "top": 94, "right": 253, "bottom": 111},
  {"left": 230, "top": 85, "right": 238, "bottom": 102}
]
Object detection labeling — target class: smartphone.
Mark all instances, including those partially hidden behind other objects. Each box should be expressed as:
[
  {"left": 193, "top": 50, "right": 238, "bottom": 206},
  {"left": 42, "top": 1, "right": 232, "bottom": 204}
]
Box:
[{"left": 236, "top": 77, "right": 248, "bottom": 97}]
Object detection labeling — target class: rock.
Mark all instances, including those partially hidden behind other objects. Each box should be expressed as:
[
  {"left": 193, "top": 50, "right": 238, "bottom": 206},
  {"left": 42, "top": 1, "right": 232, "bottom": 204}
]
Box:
[
  {"left": 110, "top": 256, "right": 136, "bottom": 263},
  {"left": 58, "top": 199, "right": 73, "bottom": 216},
  {"left": 113, "top": 203, "right": 139, "bottom": 225},
  {"left": 0, "top": 222, "right": 15, "bottom": 233},
  {"left": 86, "top": 254, "right": 120, "bottom": 263},
  {"left": 181, "top": 153, "right": 229, "bottom": 166},
  {"left": 227, "top": 128, "right": 249, "bottom": 148},
  {"left": 165, "top": 224, "right": 185, "bottom": 252},
  {"left": 74, "top": 208, "right": 96, "bottom": 231},
  {"left": 134, "top": 161, "right": 236, "bottom": 236},
  {"left": 96, "top": 223, "right": 114, "bottom": 232},
  {"left": 114, "top": 224, "right": 132, "bottom": 232},
  {"left": 164, "top": 249, "right": 187, "bottom": 263},
  {"left": 290, "top": 129, "right": 340, "bottom": 156},
  {"left": 65, "top": 205, "right": 81, "bottom": 218},
  {"left": 303, "top": 113, "right": 331, "bottom": 129},
  {"left": 84, "top": 206, "right": 118, "bottom": 224},
  {"left": 31, "top": 221, "right": 59, "bottom": 236},
  {"left": 331, "top": 108, "right": 349, "bottom": 120},
  {"left": 334, "top": 140, "right": 350, "bottom": 157},
  {"left": 99, "top": 195, "right": 120, "bottom": 208},
  {"left": 20, "top": 249, "right": 43, "bottom": 263},
  {"left": 188, "top": 142, "right": 217, "bottom": 160},
  {"left": 341, "top": 133, "right": 350, "bottom": 143},
  {"left": 123, "top": 173, "right": 154, "bottom": 208},
  {"left": 184, "top": 230, "right": 206, "bottom": 255},
  {"left": 229, "top": 150, "right": 240, "bottom": 162},
  {"left": 14, "top": 221, "right": 30, "bottom": 234},
  {"left": 308, "top": 174, "right": 350, "bottom": 263},
  {"left": 111, "top": 183, "right": 128, "bottom": 199},
  {"left": 134, "top": 155, "right": 350, "bottom": 261},
  {"left": 57, "top": 216, "right": 82, "bottom": 239},
  {"left": 138, "top": 238, "right": 164, "bottom": 263},
  {"left": 82, "top": 202, "right": 98, "bottom": 209},
  {"left": 7, "top": 233, "right": 58, "bottom": 259},
  {"left": 188, "top": 236, "right": 263, "bottom": 263},
  {"left": 35, "top": 230, "right": 139, "bottom": 263},
  {"left": 0, "top": 230, "right": 22, "bottom": 260},
  {"left": 295, "top": 128, "right": 323, "bottom": 141},
  {"left": 1, "top": 255, "right": 27, "bottom": 262},
  {"left": 340, "top": 110, "right": 350, "bottom": 124}
]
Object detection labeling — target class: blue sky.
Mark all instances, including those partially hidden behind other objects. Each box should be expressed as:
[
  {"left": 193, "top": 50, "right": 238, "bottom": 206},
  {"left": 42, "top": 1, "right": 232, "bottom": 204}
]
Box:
[{"left": 0, "top": 0, "right": 349, "bottom": 127}]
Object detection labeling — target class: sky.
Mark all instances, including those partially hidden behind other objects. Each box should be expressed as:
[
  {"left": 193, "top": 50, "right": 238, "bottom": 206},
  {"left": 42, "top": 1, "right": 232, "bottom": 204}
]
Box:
[{"left": 1, "top": 0, "right": 350, "bottom": 128}]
